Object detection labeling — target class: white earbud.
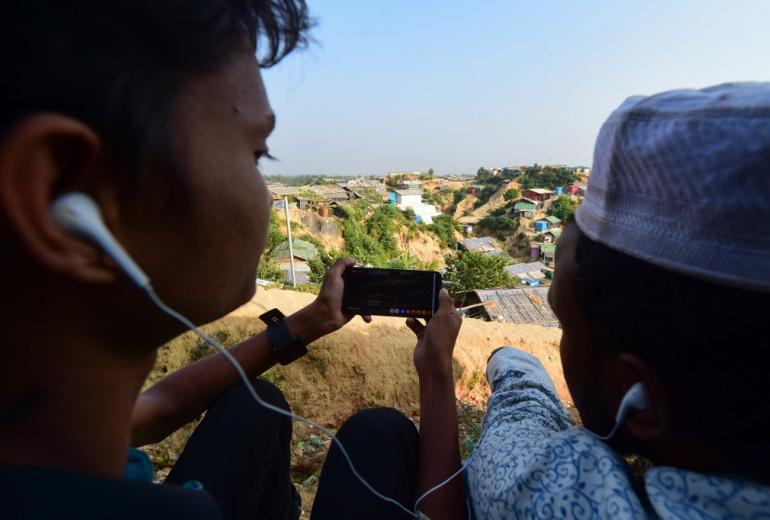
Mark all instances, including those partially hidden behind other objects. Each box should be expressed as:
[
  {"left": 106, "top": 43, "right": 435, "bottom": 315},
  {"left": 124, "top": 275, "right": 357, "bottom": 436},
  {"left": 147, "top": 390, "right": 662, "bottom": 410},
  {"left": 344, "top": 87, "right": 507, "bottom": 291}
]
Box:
[
  {"left": 614, "top": 382, "right": 649, "bottom": 425},
  {"left": 48, "top": 191, "right": 462, "bottom": 519},
  {"left": 50, "top": 192, "right": 150, "bottom": 289},
  {"left": 615, "top": 383, "right": 649, "bottom": 424},
  {"left": 584, "top": 382, "right": 649, "bottom": 441}
]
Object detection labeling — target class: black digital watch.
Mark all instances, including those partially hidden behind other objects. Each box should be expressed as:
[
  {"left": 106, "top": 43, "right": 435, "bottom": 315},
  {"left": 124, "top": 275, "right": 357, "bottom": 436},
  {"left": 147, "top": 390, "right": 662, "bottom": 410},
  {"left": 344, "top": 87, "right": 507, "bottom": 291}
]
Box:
[{"left": 259, "top": 308, "right": 307, "bottom": 366}]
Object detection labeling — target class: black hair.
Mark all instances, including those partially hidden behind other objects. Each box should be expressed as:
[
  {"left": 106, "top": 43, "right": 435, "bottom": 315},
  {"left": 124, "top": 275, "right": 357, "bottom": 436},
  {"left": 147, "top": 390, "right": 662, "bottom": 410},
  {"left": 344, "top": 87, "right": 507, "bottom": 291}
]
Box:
[
  {"left": 573, "top": 226, "right": 770, "bottom": 468},
  {"left": 0, "top": 1, "right": 310, "bottom": 196}
]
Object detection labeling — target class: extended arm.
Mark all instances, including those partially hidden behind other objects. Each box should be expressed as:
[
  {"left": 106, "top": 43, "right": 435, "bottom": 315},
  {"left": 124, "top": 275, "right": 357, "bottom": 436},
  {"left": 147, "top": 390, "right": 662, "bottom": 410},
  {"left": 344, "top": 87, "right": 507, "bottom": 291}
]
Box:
[{"left": 131, "top": 258, "right": 365, "bottom": 446}]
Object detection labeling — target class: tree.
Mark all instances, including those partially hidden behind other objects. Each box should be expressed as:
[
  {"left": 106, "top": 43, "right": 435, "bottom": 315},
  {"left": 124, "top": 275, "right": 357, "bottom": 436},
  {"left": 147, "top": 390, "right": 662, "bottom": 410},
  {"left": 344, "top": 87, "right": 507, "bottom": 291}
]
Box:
[
  {"left": 266, "top": 210, "right": 285, "bottom": 252},
  {"left": 548, "top": 196, "right": 578, "bottom": 222},
  {"left": 503, "top": 188, "right": 520, "bottom": 201},
  {"left": 443, "top": 251, "right": 513, "bottom": 295}
]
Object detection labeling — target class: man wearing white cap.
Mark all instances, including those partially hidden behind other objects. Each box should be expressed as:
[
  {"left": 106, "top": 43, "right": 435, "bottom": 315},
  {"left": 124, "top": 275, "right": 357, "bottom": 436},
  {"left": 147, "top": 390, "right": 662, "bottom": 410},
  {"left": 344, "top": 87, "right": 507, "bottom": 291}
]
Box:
[{"left": 463, "top": 83, "right": 770, "bottom": 518}]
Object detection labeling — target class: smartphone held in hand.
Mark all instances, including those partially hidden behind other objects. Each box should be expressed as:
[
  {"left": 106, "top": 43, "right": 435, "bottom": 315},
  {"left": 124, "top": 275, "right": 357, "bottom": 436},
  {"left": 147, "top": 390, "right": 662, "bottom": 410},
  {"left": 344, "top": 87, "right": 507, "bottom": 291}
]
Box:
[{"left": 342, "top": 267, "right": 443, "bottom": 317}]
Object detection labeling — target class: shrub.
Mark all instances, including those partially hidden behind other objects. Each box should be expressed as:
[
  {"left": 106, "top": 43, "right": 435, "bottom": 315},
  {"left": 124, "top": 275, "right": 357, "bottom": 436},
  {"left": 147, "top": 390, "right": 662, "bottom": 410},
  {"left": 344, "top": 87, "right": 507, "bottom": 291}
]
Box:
[
  {"left": 519, "top": 166, "right": 578, "bottom": 190},
  {"left": 503, "top": 188, "right": 520, "bottom": 201},
  {"left": 443, "top": 250, "right": 513, "bottom": 295},
  {"left": 472, "top": 186, "right": 497, "bottom": 209},
  {"left": 478, "top": 215, "right": 518, "bottom": 231},
  {"left": 427, "top": 214, "right": 461, "bottom": 247},
  {"left": 548, "top": 196, "right": 578, "bottom": 222},
  {"left": 257, "top": 256, "right": 285, "bottom": 283}
]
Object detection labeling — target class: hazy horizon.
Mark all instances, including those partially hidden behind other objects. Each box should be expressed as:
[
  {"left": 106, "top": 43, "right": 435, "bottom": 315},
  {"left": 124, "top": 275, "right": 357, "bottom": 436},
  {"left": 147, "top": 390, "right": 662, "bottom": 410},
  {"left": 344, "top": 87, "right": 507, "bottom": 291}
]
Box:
[{"left": 261, "top": 0, "right": 770, "bottom": 177}]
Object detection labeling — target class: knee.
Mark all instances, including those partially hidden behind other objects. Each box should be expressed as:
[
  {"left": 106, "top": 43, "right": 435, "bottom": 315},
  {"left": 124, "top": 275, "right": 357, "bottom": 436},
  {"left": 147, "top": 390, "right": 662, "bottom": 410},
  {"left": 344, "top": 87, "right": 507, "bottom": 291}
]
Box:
[
  {"left": 208, "top": 378, "right": 291, "bottom": 436},
  {"left": 336, "top": 407, "right": 417, "bottom": 445},
  {"left": 219, "top": 378, "right": 289, "bottom": 412}
]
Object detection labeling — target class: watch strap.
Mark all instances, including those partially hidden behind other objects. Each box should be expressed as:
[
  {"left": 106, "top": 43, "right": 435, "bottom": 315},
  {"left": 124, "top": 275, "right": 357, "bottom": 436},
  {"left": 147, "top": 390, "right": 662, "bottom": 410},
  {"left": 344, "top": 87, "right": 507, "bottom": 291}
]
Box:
[{"left": 259, "top": 308, "right": 307, "bottom": 366}]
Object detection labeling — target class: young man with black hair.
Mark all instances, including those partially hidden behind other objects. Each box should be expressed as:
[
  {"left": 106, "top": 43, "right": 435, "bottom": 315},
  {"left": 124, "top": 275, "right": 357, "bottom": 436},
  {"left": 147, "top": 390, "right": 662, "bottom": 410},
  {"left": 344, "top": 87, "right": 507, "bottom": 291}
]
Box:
[
  {"left": 0, "top": 2, "right": 468, "bottom": 519},
  {"left": 0, "top": 1, "right": 316, "bottom": 518}
]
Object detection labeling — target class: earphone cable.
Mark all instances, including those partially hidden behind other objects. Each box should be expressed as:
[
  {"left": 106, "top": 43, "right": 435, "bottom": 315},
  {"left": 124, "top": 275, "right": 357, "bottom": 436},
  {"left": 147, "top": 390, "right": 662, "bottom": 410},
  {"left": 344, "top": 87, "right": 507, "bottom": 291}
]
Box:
[{"left": 144, "top": 285, "right": 421, "bottom": 519}]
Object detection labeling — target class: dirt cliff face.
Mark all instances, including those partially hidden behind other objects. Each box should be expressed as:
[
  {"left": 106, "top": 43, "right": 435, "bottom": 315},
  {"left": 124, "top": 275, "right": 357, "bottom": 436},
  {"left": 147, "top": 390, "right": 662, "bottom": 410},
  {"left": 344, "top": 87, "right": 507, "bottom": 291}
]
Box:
[{"left": 143, "top": 287, "right": 569, "bottom": 515}]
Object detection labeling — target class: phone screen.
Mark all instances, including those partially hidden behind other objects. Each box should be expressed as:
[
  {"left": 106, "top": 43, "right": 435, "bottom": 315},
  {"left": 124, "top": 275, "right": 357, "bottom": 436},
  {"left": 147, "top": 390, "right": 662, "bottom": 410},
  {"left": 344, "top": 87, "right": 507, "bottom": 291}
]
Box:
[{"left": 342, "top": 267, "right": 442, "bottom": 317}]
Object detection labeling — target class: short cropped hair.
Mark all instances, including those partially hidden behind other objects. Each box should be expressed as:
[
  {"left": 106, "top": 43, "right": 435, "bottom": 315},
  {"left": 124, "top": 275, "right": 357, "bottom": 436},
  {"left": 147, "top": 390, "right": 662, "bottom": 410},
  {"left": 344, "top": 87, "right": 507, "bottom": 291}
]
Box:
[
  {"left": 0, "top": 1, "right": 310, "bottom": 195},
  {"left": 573, "top": 226, "right": 769, "bottom": 473}
]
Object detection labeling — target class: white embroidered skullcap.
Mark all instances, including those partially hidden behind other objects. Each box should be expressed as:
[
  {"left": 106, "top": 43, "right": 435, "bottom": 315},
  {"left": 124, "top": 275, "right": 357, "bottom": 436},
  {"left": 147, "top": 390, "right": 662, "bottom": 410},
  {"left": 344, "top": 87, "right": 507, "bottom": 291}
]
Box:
[{"left": 576, "top": 82, "right": 770, "bottom": 292}]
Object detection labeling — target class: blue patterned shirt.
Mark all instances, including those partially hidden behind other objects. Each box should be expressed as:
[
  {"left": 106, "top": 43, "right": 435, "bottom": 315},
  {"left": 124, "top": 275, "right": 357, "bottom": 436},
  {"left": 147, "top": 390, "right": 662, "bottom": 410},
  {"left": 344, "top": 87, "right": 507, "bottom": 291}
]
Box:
[{"left": 466, "top": 347, "right": 770, "bottom": 519}]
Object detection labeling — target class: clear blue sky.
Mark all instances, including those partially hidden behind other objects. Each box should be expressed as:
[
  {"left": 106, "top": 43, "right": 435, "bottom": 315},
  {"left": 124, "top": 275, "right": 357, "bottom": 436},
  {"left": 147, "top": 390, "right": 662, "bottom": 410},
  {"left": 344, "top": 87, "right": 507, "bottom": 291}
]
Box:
[{"left": 261, "top": 0, "right": 770, "bottom": 176}]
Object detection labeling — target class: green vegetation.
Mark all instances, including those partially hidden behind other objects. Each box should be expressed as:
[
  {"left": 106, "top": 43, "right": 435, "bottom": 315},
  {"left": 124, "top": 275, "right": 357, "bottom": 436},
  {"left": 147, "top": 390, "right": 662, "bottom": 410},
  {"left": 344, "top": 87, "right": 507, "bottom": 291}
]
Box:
[
  {"left": 443, "top": 250, "right": 513, "bottom": 295},
  {"left": 307, "top": 249, "right": 347, "bottom": 285},
  {"left": 257, "top": 256, "right": 285, "bottom": 283},
  {"left": 519, "top": 165, "right": 578, "bottom": 190},
  {"left": 548, "top": 196, "right": 578, "bottom": 222},
  {"left": 427, "top": 214, "right": 461, "bottom": 248},
  {"left": 313, "top": 203, "right": 437, "bottom": 271},
  {"left": 418, "top": 168, "right": 434, "bottom": 181},
  {"left": 386, "top": 252, "right": 439, "bottom": 271},
  {"left": 366, "top": 205, "right": 400, "bottom": 252},
  {"left": 503, "top": 188, "right": 520, "bottom": 201},
  {"left": 478, "top": 214, "right": 519, "bottom": 231},
  {"left": 266, "top": 210, "right": 285, "bottom": 253},
  {"left": 472, "top": 185, "right": 498, "bottom": 209},
  {"left": 449, "top": 187, "right": 469, "bottom": 213}
]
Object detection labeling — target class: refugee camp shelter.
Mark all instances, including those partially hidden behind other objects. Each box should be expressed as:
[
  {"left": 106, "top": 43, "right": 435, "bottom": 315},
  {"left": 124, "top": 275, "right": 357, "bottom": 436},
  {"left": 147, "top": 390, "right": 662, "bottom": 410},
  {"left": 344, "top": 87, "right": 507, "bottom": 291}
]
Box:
[
  {"left": 506, "top": 261, "right": 547, "bottom": 280},
  {"left": 466, "top": 287, "right": 558, "bottom": 326},
  {"left": 459, "top": 236, "right": 505, "bottom": 256},
  {"left": 521, "top": 188, "right": 554, "bottom": 202},
  {"left": 270, "top": 239, "right": 319, "bottom": 285}
]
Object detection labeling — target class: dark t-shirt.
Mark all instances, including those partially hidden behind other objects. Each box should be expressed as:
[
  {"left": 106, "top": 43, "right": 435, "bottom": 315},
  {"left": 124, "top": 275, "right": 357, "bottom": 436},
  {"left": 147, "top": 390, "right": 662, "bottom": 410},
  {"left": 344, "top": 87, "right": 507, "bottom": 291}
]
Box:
[{"left": 1, "top": 464, "right": 223, "bottom": 519}]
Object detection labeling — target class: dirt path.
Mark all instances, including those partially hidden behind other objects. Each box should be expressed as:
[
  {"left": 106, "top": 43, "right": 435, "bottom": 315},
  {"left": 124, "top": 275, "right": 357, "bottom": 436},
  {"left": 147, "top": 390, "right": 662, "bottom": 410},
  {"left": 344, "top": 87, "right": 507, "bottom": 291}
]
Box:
[{"left": 468, "top": 180, "right": 519, "bottom": 218}]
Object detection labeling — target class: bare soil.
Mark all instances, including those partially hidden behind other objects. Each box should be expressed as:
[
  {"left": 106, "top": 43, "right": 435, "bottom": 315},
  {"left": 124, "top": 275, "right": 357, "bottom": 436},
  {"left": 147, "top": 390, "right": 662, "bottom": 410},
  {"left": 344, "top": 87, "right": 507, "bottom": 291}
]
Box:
[{"left": 145, "top": 287, "right": 568, "bottom": 516}]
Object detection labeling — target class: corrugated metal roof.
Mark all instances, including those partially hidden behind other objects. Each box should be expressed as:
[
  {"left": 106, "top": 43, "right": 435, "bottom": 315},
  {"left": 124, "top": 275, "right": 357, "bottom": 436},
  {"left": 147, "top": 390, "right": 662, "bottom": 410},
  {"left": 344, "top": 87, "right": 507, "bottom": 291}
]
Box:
[
  {"left": 308, "top": 185, "right": 349, "bottom": 199},
  {"left": 524, "top": 188, "right": 554, "bottom": 195},
  {"left": 459, "top": 236, "right": 496, "bottom": 251},
  {"left": 393, "top": 189, "right": 423, "bottom": 196},
  {"left": 270, "top": 239, "right": 319, "bottom": 261},
  {"left": 474, "top": 287, "right": 558, "bottom": 326},
  {"left": 506, "top": 262, "right": 547, "bottom": 276},
  {"left": 514, "top": 201, "right": 537, "bottom": 210},
  {"left": 268, "top": 186, "right": 301, "bottom": 196},
  {"left": 545, "top": 215, "right": 562, "bottom": 224}
]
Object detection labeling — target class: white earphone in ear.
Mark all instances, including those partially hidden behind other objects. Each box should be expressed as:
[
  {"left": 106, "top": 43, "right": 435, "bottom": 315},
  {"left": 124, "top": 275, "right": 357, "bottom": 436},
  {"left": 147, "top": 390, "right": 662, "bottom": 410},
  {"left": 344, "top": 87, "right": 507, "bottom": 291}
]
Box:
[
  {"left": 50, "top": 192, "right": 150, "bottom": 289},
  {"left": 614, "top": 382, "right": 649, "bottom": 425},
  {"left": 47, "top": 191, "right": 470, "bottom": 518},
  {"left": 584, "top": 382, "right": 649, "bottom": 441}
]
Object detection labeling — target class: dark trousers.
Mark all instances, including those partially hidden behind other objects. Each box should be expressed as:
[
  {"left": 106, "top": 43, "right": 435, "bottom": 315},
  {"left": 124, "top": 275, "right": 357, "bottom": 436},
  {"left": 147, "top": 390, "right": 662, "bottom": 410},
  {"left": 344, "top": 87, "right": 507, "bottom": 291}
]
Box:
[
  {"left": 311, "top": 408, "right": 420, "bottom": 519},
  {"left": 166, "top": 379, "right": 298, "bottom": 520},
  {"left": 167, "top": 380, "right": 420, "bottom": 520}
]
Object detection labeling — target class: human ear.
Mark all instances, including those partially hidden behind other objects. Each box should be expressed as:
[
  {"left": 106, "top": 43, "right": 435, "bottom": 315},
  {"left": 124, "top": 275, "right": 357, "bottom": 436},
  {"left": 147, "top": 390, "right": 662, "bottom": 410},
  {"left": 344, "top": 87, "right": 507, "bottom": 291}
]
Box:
[
  {"left": 618, "top": 353, "right": 670, "bottom": 442},
  {"left": 0, "top": 114, "right": 120, "bottom": 283}
]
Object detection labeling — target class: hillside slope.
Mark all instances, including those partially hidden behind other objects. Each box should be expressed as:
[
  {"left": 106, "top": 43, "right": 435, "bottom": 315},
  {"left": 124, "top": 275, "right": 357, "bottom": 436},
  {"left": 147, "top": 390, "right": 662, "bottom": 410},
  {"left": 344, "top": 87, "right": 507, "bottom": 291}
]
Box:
[
  {"left": 146, "top": 287, "right": 568, "bottom": 515},
  {"left": 468, "top": 180, "right": 519, "bottom": 219}
]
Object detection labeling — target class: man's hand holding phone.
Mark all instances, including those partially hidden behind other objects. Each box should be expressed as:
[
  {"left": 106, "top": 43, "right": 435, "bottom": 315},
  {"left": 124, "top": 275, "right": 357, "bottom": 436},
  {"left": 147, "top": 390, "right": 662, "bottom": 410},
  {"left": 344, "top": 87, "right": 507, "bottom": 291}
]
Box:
[
  {"left": 289, "top": 258, "right": 372, "bottom": 345},
  {"left": 406, "top": 288, "right": 462, "bottom": 382}
]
